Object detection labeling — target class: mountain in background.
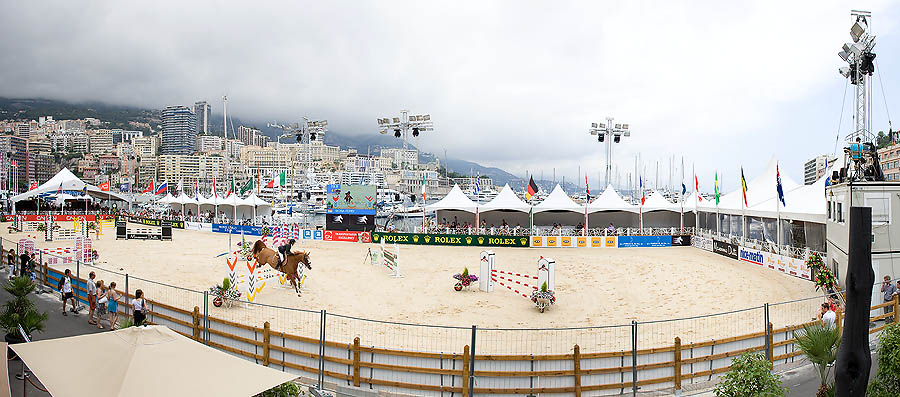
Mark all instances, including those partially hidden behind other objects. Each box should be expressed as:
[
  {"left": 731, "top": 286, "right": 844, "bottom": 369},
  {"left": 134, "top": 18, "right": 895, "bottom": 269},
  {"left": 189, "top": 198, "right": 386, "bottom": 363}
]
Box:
[{"left": 0, "top": 97, "right": 526, "bottom": 187}]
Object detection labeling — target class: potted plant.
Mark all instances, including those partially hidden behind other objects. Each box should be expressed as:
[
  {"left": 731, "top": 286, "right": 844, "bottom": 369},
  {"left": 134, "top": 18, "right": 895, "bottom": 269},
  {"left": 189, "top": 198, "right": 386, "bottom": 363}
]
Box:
[
  {"left": 794, "top": 323, "right": 840, "bottom": 397},
  {"left": 452, "top": 267, "right": 478, "bottom": 291},
  {"left": 530, "top": 281, "right": 556, "bottom": 313},
  {"left": 209, "top": 277, "right": 241, "bottom": 308},
  {"left": 0, "top": 277, "right": 49, "bottom": 358}
]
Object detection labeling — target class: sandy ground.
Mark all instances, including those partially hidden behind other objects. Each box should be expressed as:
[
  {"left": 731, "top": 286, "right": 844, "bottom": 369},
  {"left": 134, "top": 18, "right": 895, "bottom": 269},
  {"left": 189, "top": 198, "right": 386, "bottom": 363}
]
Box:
[{"left": 2, "top": 226, "right": 821, "bottom": 352}]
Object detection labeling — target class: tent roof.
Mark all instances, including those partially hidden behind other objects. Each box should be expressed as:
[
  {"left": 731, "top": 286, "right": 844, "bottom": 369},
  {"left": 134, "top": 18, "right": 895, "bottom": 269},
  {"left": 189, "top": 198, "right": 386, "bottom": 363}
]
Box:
[
  {"left": 643, "top": 190, "right": 678, "bottom": 212},
  {"left": 426, "top": 184, "right": 478, "bottom": 213},
  {"left": 157, "top": 193, "right": 176, "bottom": 204},
  {"left": 533, "top": 184, "right": 583, "bottom": 213},
  {"left": 174, "top": 192, "right": 193, "bottom": 205},
  {"left": 10, "top": 325, "right": 294, "bottom": 397},
  {"left": 11, "top": 168, "right": 127, "bottom": 204},
  {"left": 713, "top": 156, "right": 800, "bottom": 211},
  {"left": 587, "top": 185, "right": 638, "bottom": 213},
  {"left": 198, "top": 193, "right": 216, "bottom": 206},
  {"left": 244, "top": 193, "right": 272, "bottom": 207},
  {"left": 479, "top": 184, "right": 531, "bottom": 213}
]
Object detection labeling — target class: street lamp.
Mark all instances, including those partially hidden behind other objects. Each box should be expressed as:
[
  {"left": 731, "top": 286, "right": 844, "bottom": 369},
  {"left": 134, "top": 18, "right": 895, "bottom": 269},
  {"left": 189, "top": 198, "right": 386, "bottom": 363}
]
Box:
[
  {"left": 589, "top": 117, "right": 631, "bottom": 187},
  {"left": 376, "top": 110, "right": 433, "bottom": 170}
]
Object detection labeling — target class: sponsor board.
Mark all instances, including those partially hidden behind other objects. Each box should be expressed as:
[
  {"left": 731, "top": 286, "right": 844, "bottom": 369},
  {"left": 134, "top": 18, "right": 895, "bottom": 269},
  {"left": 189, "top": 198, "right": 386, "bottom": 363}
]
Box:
[
  {"left": 691, "top": 236, "right": 713, "bottom": 251},
  {"left": 737, "top": 246, "right": 810, "bottom": 280},
  {"left": 576, "top": 237, "right": 587, "bottom": 247},
  {"left": 211, "top": 224, "right": 263, "bottom": 236},
  {"left": 671, "top": 235, "right": 691, "bottom": 246},
  {"left": 560, "top": 236, "right": 573, "bottom": 247},
  {"left": 533, "top": 235, "right": 617, "bottom": 248},
  {"left": 323, "top": 230, "right": 372, "bottom": 243},
  {"left": 372, "top": 232, "right": 530, "bottom": 247},
  {"left": 325, "top": 213, "right": 375, "bottom": 232},
  {"left": 117, "top": 215, "right": 184, "bottom": 229},
  {"left": 605, "top": 237, "right": 616, "bottom": 247},
  {"left": 185, "top": 222, "right": 212, "bottom": 231},
  {"left": 303, "top": 229, "right": 312, "bottom": 239},
  {"left": 313, "top": 230, "right": 322, "bottom": 240},
  {"left": 739, "top": 247, "right": 765, "bottom": 266},
  {"left": 617, "top": 235, "right": 672, "bottom": 248},
  {"left": 712, "top": 239, "right": 738, "bottom": 259},
  {"left": 3, "top": 214, "right": 114, "bottom": 222}
]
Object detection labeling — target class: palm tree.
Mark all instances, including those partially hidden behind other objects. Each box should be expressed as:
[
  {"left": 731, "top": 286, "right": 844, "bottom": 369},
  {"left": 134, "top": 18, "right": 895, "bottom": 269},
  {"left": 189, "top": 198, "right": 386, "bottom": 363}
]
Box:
[{"left": 793, "top": 323, "right": 841, "bottom": 397}]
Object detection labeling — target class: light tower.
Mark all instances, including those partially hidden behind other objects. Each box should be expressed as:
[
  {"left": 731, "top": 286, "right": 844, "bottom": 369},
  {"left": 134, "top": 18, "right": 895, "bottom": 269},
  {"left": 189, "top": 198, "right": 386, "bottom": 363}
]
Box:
[
  {"left": 588, "top": 117, "right": 631, "bottom": 187},
  {"left": 838, "top": 11, "right": 876, "bottom": 144},
  {"left": 376, "top": 110, "right": 433, "bottom": 170}
]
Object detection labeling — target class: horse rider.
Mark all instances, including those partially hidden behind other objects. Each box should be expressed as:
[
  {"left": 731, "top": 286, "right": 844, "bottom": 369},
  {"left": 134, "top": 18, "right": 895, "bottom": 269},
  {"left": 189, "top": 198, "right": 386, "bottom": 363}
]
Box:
[{"left": 277, "top": 239, "right": 296, "bottom": 270}]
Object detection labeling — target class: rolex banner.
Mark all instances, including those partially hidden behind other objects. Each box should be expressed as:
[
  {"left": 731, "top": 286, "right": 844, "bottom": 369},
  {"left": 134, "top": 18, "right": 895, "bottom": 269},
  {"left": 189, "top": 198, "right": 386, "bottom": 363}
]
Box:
[{"left": 372, "top": 232, "right": 530, "bottom": 248}]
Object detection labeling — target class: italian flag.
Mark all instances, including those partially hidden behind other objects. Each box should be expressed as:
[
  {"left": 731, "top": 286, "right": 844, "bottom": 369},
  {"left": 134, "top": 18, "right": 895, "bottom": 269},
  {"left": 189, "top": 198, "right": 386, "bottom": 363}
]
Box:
[
  {"left": 421, "top": 173, "right": 426, "bottom": 201},
  {"left": 266, "top": 171, "right": 286, "bottom": 189},
  {"left": 225, "top": 176, "right": 235, "bottom": 198}
]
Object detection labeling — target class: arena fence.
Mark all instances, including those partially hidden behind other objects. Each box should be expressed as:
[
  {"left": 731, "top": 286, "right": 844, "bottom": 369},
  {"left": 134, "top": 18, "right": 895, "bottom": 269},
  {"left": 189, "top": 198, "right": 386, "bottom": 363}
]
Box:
[{"left": 2, "top": 237, "right": 897, "bottom": 396}]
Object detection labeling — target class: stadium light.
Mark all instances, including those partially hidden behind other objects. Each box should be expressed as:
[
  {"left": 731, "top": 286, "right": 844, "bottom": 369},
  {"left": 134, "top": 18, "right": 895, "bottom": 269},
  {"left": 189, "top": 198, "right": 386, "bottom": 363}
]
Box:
[
  {"left": 837, "top": 10, "right": 875, "bottom": 143},
  {"left": 375, "top": 110, "right": 435, "bottom": 170},
  {"left": 589, "top": 117, "right": 631, "bottom": 187}
]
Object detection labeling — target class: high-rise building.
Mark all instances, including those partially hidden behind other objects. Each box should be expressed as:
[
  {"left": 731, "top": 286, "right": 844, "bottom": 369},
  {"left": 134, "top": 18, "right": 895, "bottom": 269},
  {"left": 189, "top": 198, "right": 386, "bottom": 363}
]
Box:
[
  {"left": 803, "top": 154, "right": 837, "bottom": 185},
  {"left": 237, "top": 126, "right": 270, "bottom": 148},
  {"left": 133, "top": 136, "right": 158, "bottom": 157},
  {"left": 194, "top": 101, "right": 211, "bottom": 134},
  {"left": 72, "top": 131, "right": 90, "bottom": 153},
  {"left": 89, "top": 129, "right": 114, "bottom": 154},
  {"left": 196, "top": 135, "right": 224, "bottom": 153},
  {"left": 878, "top": 142, "right": 900, "bottom": 181},
  {"left": 161, "top": 106, "right": 198, "bottom": 155},
  {"left": 0, "top": 135, "right": 29, "bottom": 191},
  {"left": 157, "top": 155, "right": 226, "bottom": 190}
]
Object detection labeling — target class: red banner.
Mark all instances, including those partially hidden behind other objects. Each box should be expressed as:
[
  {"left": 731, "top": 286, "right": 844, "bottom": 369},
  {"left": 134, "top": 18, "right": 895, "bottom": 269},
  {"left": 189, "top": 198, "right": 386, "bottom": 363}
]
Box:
[
  {"left": 28, "top": 182, "right": 38, "bottom": 191},
  {"left": 323, "top": 230, "right": 370, "bottom": 243},
  {"left": 1, "top": 214, "right": 115, "bottom": 222},
  {"left": 99, "top": 182, "right": 110, "bottom": 192}
]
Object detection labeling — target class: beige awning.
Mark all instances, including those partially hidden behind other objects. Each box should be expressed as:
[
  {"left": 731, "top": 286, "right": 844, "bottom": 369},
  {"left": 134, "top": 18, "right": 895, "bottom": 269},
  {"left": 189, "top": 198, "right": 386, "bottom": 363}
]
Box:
[
  {"left": 10, "top": 326, "right": 295, "bottom": 397},
  {"left": 1, "top": 342, "right": 9, "bottom": 397}
]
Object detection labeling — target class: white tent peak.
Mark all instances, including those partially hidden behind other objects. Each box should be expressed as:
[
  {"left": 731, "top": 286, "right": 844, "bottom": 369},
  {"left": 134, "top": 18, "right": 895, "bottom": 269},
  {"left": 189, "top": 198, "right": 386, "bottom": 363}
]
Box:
[
  {"left": 479, "top": 184, "right": 531, "bottom": 212},
  {"left": 533, "top": 184, "right": 582, "bottom": 213},
  {"left": 588, "top": 185, "right": 637, "bottom": 213},
  {"left": 426, "top": 184, "right": 478, "bottom": 213},
  {"left": 643, "top": 190, "right": 677, "bottom": 212}
]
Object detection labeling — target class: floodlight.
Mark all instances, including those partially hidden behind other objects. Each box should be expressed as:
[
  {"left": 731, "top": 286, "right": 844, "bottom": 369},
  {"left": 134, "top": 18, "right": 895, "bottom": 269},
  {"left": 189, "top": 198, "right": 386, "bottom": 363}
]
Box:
[
  {"left": 861, "top": 52, "right": 876, "bottom": 74},
  {"left": 839, "top": 66, "right": 851, "bottom": 77},
  {"left": 377, "top": 119, "right": 383, "bottom": 126},
  {"left": 838, "top": 50, "right": 850, "bottom": 62},
  {"left": 310, "top": 132, "right": 317, "bottom": 140},
  {"left": 379, "top": 129, "right": 387, "bottom": 134},
  {"left": 623, "top": 131, "right": 631, "bottom": 137},
  {"left": 394, "top": 129, "right": 401, "bottom": 138},
  {"left": 412, "top": 127, "right": 419, "bottom": 137},
  {"left": 845, "top": 42, "right": 863, "bottom": 56},
  {"left": 393, "top": 117, "right": 400, "bottom": 123},
  {"left": 296, "top": 134, "right": 303, "bottom": 143},
  {"left": 598, "top": 134, "right": 604, "bottom": 142},
  {"left": 622, "top": 124, "right": 629, "bottom": 130},
  {"left": 424, "top": 115, "right": 430, "bottom": 121},
  {"left": 615, "top": 124, "right": 622, "bottom": 129},
  {"left": 591, "top": 123, "right": 598, "bottom": 128},
  {"left": 599, "top": 123, "right": 606, "bottom": 129},
  {"left": 614, "top": 135, "right": 621, "bottom": 143},
  {"left": 851, "top": 19, "right": 867, "bottom": 42}
]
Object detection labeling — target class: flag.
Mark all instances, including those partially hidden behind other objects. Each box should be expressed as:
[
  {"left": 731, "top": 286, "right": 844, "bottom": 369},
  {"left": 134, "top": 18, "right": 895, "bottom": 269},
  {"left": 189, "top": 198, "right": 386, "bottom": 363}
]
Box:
[
  {"left": 421, "top": 173, "right": 427, "bottom": 200},
  {"left": 213, "top": 178, "right": 218, "bottom": 198},
  {"left": 585, "top": 175, "right": 591, "bottom": 202},
  {"left": 82, "top": 185, "right": 88, "bottom": 196},
  {"left": 154, "top": 181, "right": 168, "bottom": 195},
  {"left": 525, "top": 176, "right": 539, "bottom": 200},
  {"left": 640, "top": 177, "right": 645, "bottom": 206},
  {"left": 714, "top": 172, "right": 720, "bottom": 205},
  {"left": 119, "top": 183, "right": 130, "bottom": 192},
  {"left": 195, "top": 180, "right": 200, "bottom": 200},
  {"left": 226, "top": 176, "right": 235, "bottom": 198},
  {"left": 694, "top": 175, "right": 703, "bottom": 202},
  {"left": 265, "top": 171, "right": 280, "bottom": 189},
  {"left": 141, "top": 180, "right": 154, "bottom": 194},
  {"left": 279, "top": 171, "right": 286, "bottom": 187},
  {"left": 240, "top": 177, "right": 254, "bottom": 195},
  {"left": 56, "top": 182, "right": 63, "bottom": 194},
  {"left": 681, "top": 182, "right": 686, "bottom": 196},
  {"left": 776, "top": 164, "right": 785, "bottom": 206},
  {"left": 741, "top": 167, "right": 748, "bottom": 207},
  {"left": 28, "top": 182, "right": 38, "bottom": 191},
  {"left": 99, "top": 182, "right": 110, "bottom": 192},
  {"left": 177, "top": 179, "right": 183, "bottom": 193},
  {"left": 474, "top": 177, "right": 480, "bottom": 196}
]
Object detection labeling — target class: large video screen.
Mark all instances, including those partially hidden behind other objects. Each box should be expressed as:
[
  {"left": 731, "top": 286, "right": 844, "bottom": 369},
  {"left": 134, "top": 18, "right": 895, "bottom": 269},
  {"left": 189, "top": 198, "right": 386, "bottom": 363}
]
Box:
[{"left": 326, "top": 184, "right": 376, "bottom": 215}]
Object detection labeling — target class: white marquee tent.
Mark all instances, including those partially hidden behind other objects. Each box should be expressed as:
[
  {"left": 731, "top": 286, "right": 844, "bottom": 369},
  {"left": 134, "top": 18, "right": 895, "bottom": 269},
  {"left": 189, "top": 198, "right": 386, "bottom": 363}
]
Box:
[
  {"left": 10, "top": 168, "right": 128, "bottom": 211},
  {"left": 477, "top": 184, "right": 531, "bottom": 227},
  {"left": 533, "top": 184, "right": 585, "bottom": 226},
  {"left": 427, "top": 184, "right": 479, "bottom": 226}
]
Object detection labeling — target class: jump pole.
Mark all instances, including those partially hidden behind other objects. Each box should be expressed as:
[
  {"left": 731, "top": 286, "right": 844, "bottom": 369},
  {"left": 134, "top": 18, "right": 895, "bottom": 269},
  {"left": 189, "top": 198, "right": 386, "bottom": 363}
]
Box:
[{"left": 479, "top": 251, "right": 495, "bottom": 292}]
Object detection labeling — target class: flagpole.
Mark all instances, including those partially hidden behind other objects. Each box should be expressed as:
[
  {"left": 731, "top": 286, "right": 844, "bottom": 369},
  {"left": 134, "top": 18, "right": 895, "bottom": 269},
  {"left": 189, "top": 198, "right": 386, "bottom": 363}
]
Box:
[
  {"left": 693, "top": 164, "right": 699, "bottom": 235},
  {"left": 776, "top": 163, "right": 783, "bottom": 255},
  {"left": 740, "top": 167, "right": 746, "bottom": 247},
  {"left": 680, "top": 157, "right": 684, "bottom": 234},
  {"left": 584, "top": 174, "right": 588, "bottom": 237},
  {"left": 715, "top": 171, "right": 720, "bottom": 238}
]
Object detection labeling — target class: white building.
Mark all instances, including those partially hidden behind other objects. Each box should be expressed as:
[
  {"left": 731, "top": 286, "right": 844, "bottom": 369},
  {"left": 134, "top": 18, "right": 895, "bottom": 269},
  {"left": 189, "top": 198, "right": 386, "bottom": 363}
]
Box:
[
  {"left": 803, "top": 155, "right": 837, "bottom": 185},
  {"left": 381, "top": 148, "right": 418, "bottom": 169}
]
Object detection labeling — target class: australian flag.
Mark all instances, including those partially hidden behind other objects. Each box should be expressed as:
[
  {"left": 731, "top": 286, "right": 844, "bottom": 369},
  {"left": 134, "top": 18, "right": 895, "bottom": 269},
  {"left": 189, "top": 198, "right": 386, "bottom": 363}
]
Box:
[{"left": 776, "top": 164, "right": 785, "bottom": 206}]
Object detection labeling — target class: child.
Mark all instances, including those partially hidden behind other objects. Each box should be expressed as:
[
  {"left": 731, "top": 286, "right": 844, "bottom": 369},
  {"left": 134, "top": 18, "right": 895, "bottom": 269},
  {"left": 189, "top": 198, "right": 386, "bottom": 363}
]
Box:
[{"left": 95, "top": 281, "right": 108, "bottom": 329}]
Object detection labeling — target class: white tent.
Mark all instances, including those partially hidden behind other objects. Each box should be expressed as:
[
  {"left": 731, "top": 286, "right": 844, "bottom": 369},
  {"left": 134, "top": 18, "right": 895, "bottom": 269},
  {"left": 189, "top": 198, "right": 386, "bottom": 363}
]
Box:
[
  {"left": 588, "top": 185, "right": 638, "bottom": 213},
  {"left": 244, "top": 193, "right": 272, "bottom": 207},
  {"left": 642, "top": 190, "right": 678, "bottom": 212},
  {"left": 426, "top": 185, "right": 479, "bottom": 213},
  {"left": 477, "top": 184, "right": 531, "bottom": 227},
  {"left": 10, "top": 168, "right": 127, "bottom": 210},
  {"left": 586, "top": 185, "right": 639, "bottom": 228},
  {"left": 533, "top": 184, "right": 583, "bottom": 213},
  {"left": 157, "top": 193, "right": 176, "bottom": 204}
]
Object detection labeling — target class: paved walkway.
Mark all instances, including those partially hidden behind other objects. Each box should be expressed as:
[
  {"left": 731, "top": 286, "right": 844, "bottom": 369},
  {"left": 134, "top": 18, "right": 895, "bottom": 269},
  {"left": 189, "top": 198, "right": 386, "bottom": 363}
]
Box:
[{"left": 1, "top": 268, "right": 107, "bottom": 396}]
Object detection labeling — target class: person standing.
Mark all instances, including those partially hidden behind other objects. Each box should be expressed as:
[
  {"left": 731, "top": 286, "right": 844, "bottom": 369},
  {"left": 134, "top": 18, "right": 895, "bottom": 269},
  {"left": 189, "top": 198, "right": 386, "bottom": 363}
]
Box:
[
  {"left": 881, "top": 275, "right": 897, "bottom": 322},
  {"left": 6, "top": 249, "right": 15, "bottom": 277},
  {"left": 59, "top": 269, "right": 78, "bottom": 316},
  {"left": 131, "top": 289, "right": 148, "bottom": 326},
  {"left": 19, "top": 250, "right": 29, "bottom": 278},
  {"left": 106, "top": 282, "right": 119, "bottom": 330},
  {"left": 95, "top": 281, "right": 107, "bottom": 329},
  {"left": 86, "top": 272, "right": 98, "bottom": 325}
]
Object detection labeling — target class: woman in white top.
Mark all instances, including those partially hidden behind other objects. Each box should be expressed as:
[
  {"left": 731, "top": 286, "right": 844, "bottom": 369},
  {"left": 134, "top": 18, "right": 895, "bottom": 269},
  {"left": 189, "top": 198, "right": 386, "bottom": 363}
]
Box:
[{"left": 131, "top": 289, "right": 148, "bottom": 326}]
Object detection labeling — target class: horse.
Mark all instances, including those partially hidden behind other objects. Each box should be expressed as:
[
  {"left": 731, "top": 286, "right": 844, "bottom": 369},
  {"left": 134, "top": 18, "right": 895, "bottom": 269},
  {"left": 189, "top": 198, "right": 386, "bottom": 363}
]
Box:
[{"left": 251, "top": 240, "right": 312, "bottom": 296}]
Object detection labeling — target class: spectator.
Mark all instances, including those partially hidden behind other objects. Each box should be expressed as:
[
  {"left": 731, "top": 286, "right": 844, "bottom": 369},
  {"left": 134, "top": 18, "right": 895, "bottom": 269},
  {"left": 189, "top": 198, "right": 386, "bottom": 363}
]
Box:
[
  {"left": 95, "top": 281, "right": 108, "bottom": 329},
  {"left": 6, "top": 249, "right": 15, "bottom": 276},
  {"left": 86, "top": 272, "right": 98, "bottom": 325},
  {"left": 881, "top": 275, "right": 897, "bottom": 322},
  {"left": 59, "top": 269, "right": 78, "bottom": 316},
  {"left": 107, "top": 282, "right": 119, "bottom": 330},
  {"left": 131, "top": 289, "right": 148, "bottom": 326},
  {"left": 816, "top": 303, "right": 836, "bottom": 329},
  {"left": 19, "top": 250, "right": 29, "bottom": 278}
]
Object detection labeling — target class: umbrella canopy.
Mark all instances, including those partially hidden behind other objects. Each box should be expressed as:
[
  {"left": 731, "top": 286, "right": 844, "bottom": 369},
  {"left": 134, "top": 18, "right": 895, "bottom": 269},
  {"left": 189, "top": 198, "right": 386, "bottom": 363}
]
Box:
[
  {"left": 479, "top": 184, "right": 531, "bottom": 213},
  {"left": 10, "top": 325, "right": 295, "bottom": 397},
  {"left": 532, "top": 184, "right": 583, "bottom": 213},
  {"left": 425, "top": 184, "right": 478, "bottom": 213}
]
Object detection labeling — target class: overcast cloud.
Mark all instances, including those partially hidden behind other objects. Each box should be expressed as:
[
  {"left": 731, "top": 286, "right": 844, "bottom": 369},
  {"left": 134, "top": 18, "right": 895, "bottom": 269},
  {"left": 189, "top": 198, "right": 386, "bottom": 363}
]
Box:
[{"left": 1, "top": 1, "right": 898, "bottom": 192}]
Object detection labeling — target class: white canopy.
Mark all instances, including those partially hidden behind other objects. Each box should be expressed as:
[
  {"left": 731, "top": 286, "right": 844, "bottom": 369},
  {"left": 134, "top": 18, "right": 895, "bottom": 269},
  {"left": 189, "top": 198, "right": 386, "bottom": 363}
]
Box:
[
  {"left": 706, "top": 156, "right": 801, "bottom": 212},
  {"left": 11, "top": 168, "right": 127, "bottom": 206},
  {"left": 198, "top": 193, "right": 216, "bottom": 206},
  {"left": 156, "top": 193, "right": 176, "bottom": 204},
  {"left": 479, "top": 184, "right": 532, "bottom": 213},
  {"left": 588, "top": 185, "right": 638, "bottom": 213},
  {"left": 426, "top": 184, "right": 479, "bottom": 213},
  {"left": 642, "top": 190, "right": 679, "bottom": 212},
  {"left": 243, "top": 193, "right": 272, "bottom": 207},
  {"left": 533, "top": 184, "right": 583, "bottom": 213},
  {"left": 215, "top": 193, "right": 250, "bottom": 207},
  {"left": 174, "top": 192, "right": 193, "bottom": 205},
  {"left": 10, "top": 325, "right": 294, "bottom": 397}
]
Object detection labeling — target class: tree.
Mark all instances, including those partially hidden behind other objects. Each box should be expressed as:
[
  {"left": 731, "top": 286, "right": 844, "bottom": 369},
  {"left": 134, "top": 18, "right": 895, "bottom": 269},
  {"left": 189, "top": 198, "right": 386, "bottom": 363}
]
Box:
[
  {"left": 868, "top": 322, "right": 900, "bottom": 396},
  {"left": 714, "top": 352, "right": 787, "bottom": 397},
  {"left": 794, "top": 323, "right": 840, "bottom": 396},
  {"left": 876, "top": 130, "right": 893, "bottom": 149}
]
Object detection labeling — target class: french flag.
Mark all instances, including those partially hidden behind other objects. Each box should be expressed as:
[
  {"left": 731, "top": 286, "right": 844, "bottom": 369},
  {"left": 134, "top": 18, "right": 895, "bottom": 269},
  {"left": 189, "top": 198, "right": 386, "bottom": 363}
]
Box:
[{"left": 155, "top": 181, "right": 168, "bottom": 195}]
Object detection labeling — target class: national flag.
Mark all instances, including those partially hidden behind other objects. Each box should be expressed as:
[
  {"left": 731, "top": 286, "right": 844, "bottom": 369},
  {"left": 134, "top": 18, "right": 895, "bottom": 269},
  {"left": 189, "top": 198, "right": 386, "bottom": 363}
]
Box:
[
  {"left": 474, "top": 177, "right": 480, "bottom": 196},
  {"left": 226, "top": 176, "right": 235, "bottom": 198},
  {"left": 741, "top": 167, "right": 748, "bottom": 207},
  {"left": 421, "top": 173, "right": 427, "bottom": 201},
  {"left": 28, "top": 182, "right": 38, "bottom": 191},
  {"left": 213, "top": 178, "right": 218, "bottom": 198},
  {"left": 714, "top": 172, "right": 720, "bottom": 205},
  {"left": 776, "top": 164, "right": 785, "bottom": 206},
  {"left": 585, "top": 175, "right": 591, "bottom": 202},
  {"left": 640, "top": 177, "right": 645, "bottom": 206},
  {"left": 177, "top": 179, "right": 183, "bottom": 193},
  {"left": 154, "top": 181, "right": 168, "bottom": 195},
  {"left": 681, "top": 183, "right": 686, "bottom": 196},
  {"left": 279, "top": 171, "right": 286, "bottom": 187},
  {"left": 265, "top": 171, "right": 282, "bottom": 189},
  {"left": 56, "top": 182, "right": 63, "bottom": 194},
  {"left": 99, "top": 182, "right": 110, "bottom": 192},
  {"left": 240, "top": 177, "right": 254, "bottom": 195},
  {"left": 141, "top": 180, "right": 154, "bottom": 194},
  {"left": 694, "top": 175, "right": 702, "bottom": 202},
  {"left": 525, "top": 176, "right": 539, "bottom": 200},
  {"left": 82, "top": 185, "right": 88, "bottom": 196}
]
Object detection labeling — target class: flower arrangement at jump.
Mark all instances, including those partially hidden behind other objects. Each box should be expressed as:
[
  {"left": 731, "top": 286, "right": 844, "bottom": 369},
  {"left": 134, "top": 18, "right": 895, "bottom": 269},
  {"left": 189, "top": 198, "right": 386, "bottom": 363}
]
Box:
[
  {"left": 453, "top": 267, "right": 478, "bottom": 291},
  {"left": 806, "top": 252, "right": 837, "bottom": 293},
  {"left": 530, "top": 282, "right": 556, "bottom": 313},
  {"left": 237, "top": 241, "right": 253, "bottom": 260},
  {"left": 260, "top": 225, "right": 270, "bottom": 238},
  {"left": 209, "top": 277, "right": 242, "bottom": 308}
]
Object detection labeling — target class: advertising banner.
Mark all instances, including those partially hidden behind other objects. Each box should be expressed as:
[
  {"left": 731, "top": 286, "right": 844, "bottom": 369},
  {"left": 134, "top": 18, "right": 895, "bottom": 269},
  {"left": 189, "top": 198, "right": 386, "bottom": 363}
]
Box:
[
  {"left": 712, "top": 239, "right": 739, "bottom": 259},
  {"left": 691, "top": 236, "right": 713, "bottom": 251},
  {"left": 373, "top": 232, "right": 530, "bottom": 248},
  {"left": 323, "top": 230, "right": 372, "bottom": 243},
  {"left": 739, "top": 247, "right": 765, "bottom": 266},
  {"left": 211, "top": 224, "right": 262, "bottom": 236},
  {"left": 185, "top": 222, "right": 212, "bottom": 231},
  {"left": 326, "top": 184, "right": 377, "bottom": 215},
  {"left": 117, "top": 215, "right": 184, "bottom": 229},
  {"left": 313, "top": 230, "right": 322, "bottom": 240},
  {"left": 303, "top": 229, "right": 312, "bottom": 239},
  {"left": 325, "top": 213, "right": 375, "bottom": 232},
  {"left": 671, "top": 235, "right": 692, "bottom": 246},
  {"left": 617, "top": 235, "right": 672, "bottom": 248},
  {"left": 3, "top": 214, "right": 114, "bottom": 222}
]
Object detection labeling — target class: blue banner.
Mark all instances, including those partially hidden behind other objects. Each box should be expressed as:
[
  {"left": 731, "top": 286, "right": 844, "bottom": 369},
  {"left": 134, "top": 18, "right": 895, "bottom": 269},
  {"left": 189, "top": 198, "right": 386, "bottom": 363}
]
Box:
[
  {"left": 211, "top": 224, "right": 263, "bottom": 236},
  {"left": 303, "top": 229, "right": 312, "bottom": 239},
  {"left": 617, "top": 235, "right": 672, "bottom": 248},
  {"left": 313, "top": 230, "right": 323, "bottom": 240}
]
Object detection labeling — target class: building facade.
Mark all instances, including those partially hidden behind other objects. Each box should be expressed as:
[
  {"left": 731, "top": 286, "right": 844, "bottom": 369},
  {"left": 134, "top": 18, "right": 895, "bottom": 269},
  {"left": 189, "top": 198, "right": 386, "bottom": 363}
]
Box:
[
  {"left": 161, "top": 106, "right": 198, "bottom": 155},
  {"left": 89, "top": 129, "right": 114, "bottom": 154},
  {"left": 803, "top": 154, "right": 837, "bottom": 185},
  {"left": 133, "top": 136, "right": 158, "bottom": 157},
  {"left": 194, "top": 101, "right": 211, "bottom": 134},
  {"left": 878, "top": 142, "right": 900, "bottom": 181},
  {"left": 237, "top": 126, "right": 270, "bottom": 148},
  {"left": 157, "top": 155, "right": 226, "bottom": 190}
]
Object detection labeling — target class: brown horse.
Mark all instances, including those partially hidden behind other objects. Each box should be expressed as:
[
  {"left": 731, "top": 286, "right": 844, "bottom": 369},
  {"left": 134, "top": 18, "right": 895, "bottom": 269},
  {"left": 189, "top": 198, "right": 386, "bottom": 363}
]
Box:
[{"left": 251, "top": 240, "right": 312, "bottom": 296}]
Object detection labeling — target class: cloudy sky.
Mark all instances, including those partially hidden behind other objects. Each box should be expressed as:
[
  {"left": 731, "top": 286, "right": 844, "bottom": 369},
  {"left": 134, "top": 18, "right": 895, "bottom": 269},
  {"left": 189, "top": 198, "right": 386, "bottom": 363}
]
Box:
[{"left": 1, "top": 1, "right": 898, "bottom": 192}]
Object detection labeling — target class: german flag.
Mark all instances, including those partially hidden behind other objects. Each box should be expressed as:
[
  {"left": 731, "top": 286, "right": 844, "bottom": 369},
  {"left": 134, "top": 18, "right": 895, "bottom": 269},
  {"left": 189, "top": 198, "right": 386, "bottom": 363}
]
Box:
[{"left": 526, "top": 176, "right": 539, "bottom": 200}]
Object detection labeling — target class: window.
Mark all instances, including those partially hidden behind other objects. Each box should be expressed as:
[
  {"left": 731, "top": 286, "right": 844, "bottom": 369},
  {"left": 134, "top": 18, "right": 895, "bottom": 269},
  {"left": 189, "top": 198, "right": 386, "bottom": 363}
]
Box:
[
  {"left": 837, "top": 202, "right": 843, "bottom": 223},
  {"left": 865, "top": 192, "right": 891, "bottom": 225},
  {"left": 827, "top": 200, "right": 833, "bottom": 219}
]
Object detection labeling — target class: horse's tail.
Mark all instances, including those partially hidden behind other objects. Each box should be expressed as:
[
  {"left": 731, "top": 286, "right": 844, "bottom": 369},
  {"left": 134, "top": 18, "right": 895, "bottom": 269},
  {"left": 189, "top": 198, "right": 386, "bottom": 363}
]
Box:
[{"left": 251, "top": 240, "right": 266, "bottom": 256}]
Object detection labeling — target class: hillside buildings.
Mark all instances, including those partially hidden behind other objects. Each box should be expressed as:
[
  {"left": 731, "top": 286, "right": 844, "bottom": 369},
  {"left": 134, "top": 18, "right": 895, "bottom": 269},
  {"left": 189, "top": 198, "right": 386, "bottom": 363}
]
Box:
[{"left": 161, "top": 106, "right": 197, "bottom": 155}]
